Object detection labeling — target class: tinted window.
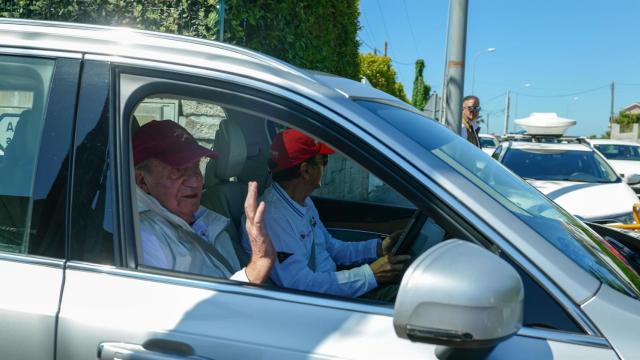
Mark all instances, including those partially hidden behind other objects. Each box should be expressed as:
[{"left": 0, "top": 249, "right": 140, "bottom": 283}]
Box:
[
  {"left": 357, "top": 99, "right": 640, "bottom": 298},
  {"left": 595, "top": 144, "right": 640, "bottom": 161},
  {"left": 503, "top": 148, "right": 619, "bottom": 183},
  {"left": 0, "top": 56, "right": 54, "bottom": 254}
]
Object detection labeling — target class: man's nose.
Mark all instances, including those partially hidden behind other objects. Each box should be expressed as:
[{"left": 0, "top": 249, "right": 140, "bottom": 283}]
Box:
[{"left": 183, "top": 166, "right": 203, "bottom": 186}]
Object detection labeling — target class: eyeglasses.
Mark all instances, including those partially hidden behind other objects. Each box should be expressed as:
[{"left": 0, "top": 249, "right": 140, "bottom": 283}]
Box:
[{"left": 465, "top": 105, "right": 481, "bottom": 112}]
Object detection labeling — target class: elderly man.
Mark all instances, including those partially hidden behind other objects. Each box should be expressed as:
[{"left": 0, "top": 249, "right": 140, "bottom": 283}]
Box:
[
  {"left": 461, "top": 95, "right": 482, "bottom": 147},
  {"left": 134, "top": 120, "right": 274, "bottom": 283},
  {"left": 242, "top": 129, "right": 409, "bottom": 298}
]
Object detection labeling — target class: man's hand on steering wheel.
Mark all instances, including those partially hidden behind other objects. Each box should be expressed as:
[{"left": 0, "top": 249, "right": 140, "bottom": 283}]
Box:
[{"left": 378, "top": 230, "right": 404, "bottom": 257}]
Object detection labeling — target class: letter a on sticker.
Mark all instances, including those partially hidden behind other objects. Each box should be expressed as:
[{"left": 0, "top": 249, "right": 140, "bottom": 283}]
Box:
[{"left": 6, "top": 122, "right": 14, "bottom": 133}]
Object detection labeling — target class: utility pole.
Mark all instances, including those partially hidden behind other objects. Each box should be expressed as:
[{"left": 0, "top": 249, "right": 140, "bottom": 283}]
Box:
[
  {"left": 442, "top": 0, "right": 469, "bottom": 133},
  {"left": 218, "top": 0, "right": 225, "bottom": 41},
  {"left": 384, "top": 41, "right": 388, "bottom": 57},
  {"left": 610, "top": 81, "right": 615, "bottom": 129},
  {"left": 503, "top": 90, "right": 510, "bottom": 135}
]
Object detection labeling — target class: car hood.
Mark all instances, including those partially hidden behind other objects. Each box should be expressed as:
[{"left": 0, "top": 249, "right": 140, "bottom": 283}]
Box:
[
  {"left": 606, "top": 160, "right": 640, "bottom": 178},
  {"left": 527, "top": 180, "right": 637, "bottom": 220}
]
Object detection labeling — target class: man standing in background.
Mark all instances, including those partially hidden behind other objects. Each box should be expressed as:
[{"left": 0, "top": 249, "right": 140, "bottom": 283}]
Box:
[{"left": 461, "top": 95, "right": 481, "bottom": 147}]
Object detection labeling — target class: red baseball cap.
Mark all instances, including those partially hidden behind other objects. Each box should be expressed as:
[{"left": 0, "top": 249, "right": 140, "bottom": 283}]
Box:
[
  {"left": 133, "top": 120, "right": 218, "bottom": 167},
  {"left": 269, "top": 129, "right": 335, "bottom": 173}
]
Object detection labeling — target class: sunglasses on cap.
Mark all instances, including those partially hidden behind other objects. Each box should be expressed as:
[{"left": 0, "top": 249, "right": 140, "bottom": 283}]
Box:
[{"left": 465, "top": 105, "right": 481, "bottom": 112}]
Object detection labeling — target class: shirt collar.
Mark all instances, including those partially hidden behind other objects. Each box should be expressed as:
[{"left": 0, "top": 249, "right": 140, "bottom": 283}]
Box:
[{"left": 273, "top": 182, "right": 305, "bottom": 218}]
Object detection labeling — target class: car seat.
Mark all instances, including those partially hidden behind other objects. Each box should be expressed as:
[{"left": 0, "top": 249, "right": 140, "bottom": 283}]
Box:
[{"left": 201, "top": 119, "right": 250, "bottom": 266}]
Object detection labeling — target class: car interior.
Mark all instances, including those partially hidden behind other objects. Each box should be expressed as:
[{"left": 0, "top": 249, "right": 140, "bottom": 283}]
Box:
[
  {"left": 129, "top": 94, "right": 457, "bottom": 301},
  {"left": 126, "top": 88, "right": 588, "bottom": 333}
]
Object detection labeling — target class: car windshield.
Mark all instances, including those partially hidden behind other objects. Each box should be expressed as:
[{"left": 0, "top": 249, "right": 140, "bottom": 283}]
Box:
[
  {"left": 480, "top": 137, "right": 497, "bottom": 148},
  {"left": 502, "top": 148, "right": 620, "bottom": 183},
  {"left": 357, "top": 100, "right": 640, "bottom": 298},
  {"left": 595, "top": 144, "right": 640, "bottom": 161}
]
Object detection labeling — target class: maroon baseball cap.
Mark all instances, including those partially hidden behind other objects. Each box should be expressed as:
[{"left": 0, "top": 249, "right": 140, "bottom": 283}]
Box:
[
  {"left": 133, "top": 120, "right": 218, "bottom": 167},
  {"left": 269, "top": 129, "right": 335, "bottom": 173}
]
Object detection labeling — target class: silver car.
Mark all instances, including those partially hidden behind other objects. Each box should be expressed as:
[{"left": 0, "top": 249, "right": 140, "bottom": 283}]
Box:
[{"left": 0, "top": 19, "right": 639, "bottom": 360}]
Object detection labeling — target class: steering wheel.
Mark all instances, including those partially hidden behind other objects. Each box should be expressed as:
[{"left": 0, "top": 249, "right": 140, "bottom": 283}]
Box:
[{"left": 390, "top": 210, "right": 427, "bottom": 256}]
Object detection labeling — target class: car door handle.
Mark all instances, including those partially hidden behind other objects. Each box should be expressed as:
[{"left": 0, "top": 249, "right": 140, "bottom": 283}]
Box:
[{"left": 98, "top": 339, "right": 214, "bottom": 360}]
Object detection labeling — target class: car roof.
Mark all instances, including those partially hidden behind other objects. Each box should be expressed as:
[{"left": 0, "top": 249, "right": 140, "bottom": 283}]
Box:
[
  {"left": 0, "top": 18, "right": 417, "bottom": 113},
  {"left": 503, "top": 141, "right": 593, "bottom": 152},
  {"left": 587, "top": 139, "right": 640, "bottom": 146}
]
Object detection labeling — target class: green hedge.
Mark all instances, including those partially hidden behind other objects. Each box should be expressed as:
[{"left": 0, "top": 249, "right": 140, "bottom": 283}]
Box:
[{"left": 1, "top": 0, "right": 360, "bottom": 79}]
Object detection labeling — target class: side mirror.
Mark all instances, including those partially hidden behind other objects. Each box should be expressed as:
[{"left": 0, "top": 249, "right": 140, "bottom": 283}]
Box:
[
  {"left": 626, "top": 173, "right": 640, "bottom": 185},
  {"left": 393, "top": 240, "right": 523, "bottom": 348}
]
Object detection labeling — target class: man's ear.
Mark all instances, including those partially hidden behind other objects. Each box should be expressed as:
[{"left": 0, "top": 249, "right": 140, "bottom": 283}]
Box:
[
  {"left": 135, "top": 170, "right": 150, "bottom": 193},
  {"left": 299, "top": 162, "right": 311, "bottom": 180}
]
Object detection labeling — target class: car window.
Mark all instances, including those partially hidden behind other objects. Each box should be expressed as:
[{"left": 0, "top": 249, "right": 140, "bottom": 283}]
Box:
[
  {"left": 313, "top": 153, "right": 414, "bottom": 208},
  {"left": 502, "top": 148, "right": 619, "bottom": 183},
  {"left": 0, "top": 55, "right": 54, "bottom": 255},
  {"left": 595, "top": 144, "right": 640, "bottom": 161}
]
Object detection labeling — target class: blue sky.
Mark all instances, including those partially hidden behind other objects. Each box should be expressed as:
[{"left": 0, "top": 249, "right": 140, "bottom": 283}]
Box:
[{"left": 358, "top": 0, "right": 640, "bottom": 136}]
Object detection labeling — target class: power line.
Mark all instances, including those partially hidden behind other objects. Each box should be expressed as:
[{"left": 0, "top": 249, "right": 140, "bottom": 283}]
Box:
[
  {"left": 402, "top": 0, "right": 420, "bottom": 58},
  {"left": 392, "top": 59, "right": 415, "bottom": 66},
  {"left": 360, "top": 11, "right": 378, "bottom": 48},
  {"left": 513, "top": 84, "right": 609, "bottom": 98},
  {"left": 358, "top": 37, "right": 376, "bottom": 52},
  {"left": 375, "top": 0, "right": 392, "bottom": 57}
]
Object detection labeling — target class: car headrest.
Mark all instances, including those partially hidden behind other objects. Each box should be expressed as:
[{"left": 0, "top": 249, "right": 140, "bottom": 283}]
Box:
[{"left": 205, "top": 119, "right": 246, "bottom": 186}]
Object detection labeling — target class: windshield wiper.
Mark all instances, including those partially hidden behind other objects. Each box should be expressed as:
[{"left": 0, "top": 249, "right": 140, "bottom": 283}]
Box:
[{"left": 553, "top": 177, "right": 588, "bottom": 183}]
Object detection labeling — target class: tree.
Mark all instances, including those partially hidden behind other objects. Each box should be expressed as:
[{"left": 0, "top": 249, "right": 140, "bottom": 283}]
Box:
[
  {"left": 614, "top": 111, "right": 640, "bottom": 132},
  {"left": 1, "top": 0, "right": 360, "bottom": 79},
  {"left": 411, "top": 59, "right": 431, "bottom": 111},
  {"left": 359, "top": 53, "right": 409, "bottom": 103}
]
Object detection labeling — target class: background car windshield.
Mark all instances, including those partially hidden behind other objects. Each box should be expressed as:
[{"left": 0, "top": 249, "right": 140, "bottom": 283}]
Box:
[
  {"left": 595, "top": 144, "right": 640, "bottom": 161},
  {"left": 357, "top": 100, "right": 640, "bottom": 298},
  {"left": 480, "top": 137, "right": 497, "bottom": 148},
  {"left": 502, "top": 148, "right": 619, "bottom": 183}
]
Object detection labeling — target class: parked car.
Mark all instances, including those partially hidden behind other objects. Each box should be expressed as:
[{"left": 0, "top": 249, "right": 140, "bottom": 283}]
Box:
[
  {"left": 493, "top": 138, "right": 639, "bottom": 224},
  {"left": 588, "top": 139, "right": 640, "bottom": 195},
  {"left": 479, "top": 133, "right": 499, "bottom": 155},
  {"left": 1, "top": 19, "right": 640, "bottom": 360}
]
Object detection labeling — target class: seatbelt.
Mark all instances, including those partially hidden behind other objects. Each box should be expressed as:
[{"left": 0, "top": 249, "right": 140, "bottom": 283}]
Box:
[
  {"left": 188, "top": 230, "right": 235, "bottom": 276},
  {"left": 308, "top": 216, "right": 317, "bottom": 271}
]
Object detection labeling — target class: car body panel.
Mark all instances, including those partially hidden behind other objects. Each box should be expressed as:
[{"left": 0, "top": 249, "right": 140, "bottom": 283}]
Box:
[
  {"left": 527, "top": 180, "right": 637, "bottom": 221},
  {"left": 583, "top": 284, "right": 640, "bottom": 360},
  {"left": 0, "top": 257, "right": 63, "bottom": 360}
]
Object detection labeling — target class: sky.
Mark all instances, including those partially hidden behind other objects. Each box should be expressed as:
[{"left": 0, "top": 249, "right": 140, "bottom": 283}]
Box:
[{"left": 358, "top": 0, "right": 640, "bottom": 136}]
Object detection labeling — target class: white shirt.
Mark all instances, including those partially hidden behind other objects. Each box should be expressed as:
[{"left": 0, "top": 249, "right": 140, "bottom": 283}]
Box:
[
  {"left": 242, "top": 183, "right": 379, "bottom": 297},
  {"left": 137, "top": 188, "right": 248, "bottom": 282}
]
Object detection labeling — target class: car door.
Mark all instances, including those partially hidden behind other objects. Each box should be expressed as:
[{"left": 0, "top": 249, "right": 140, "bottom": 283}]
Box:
[
  {"left": 54, "top": 58, "right": 440, "bottom": 360},
  {"left": 56, "top": 57, "right": 618, "bottom": 360},
  {"left": 0, "top": 51, "right": 80, "bottom": 359}
]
